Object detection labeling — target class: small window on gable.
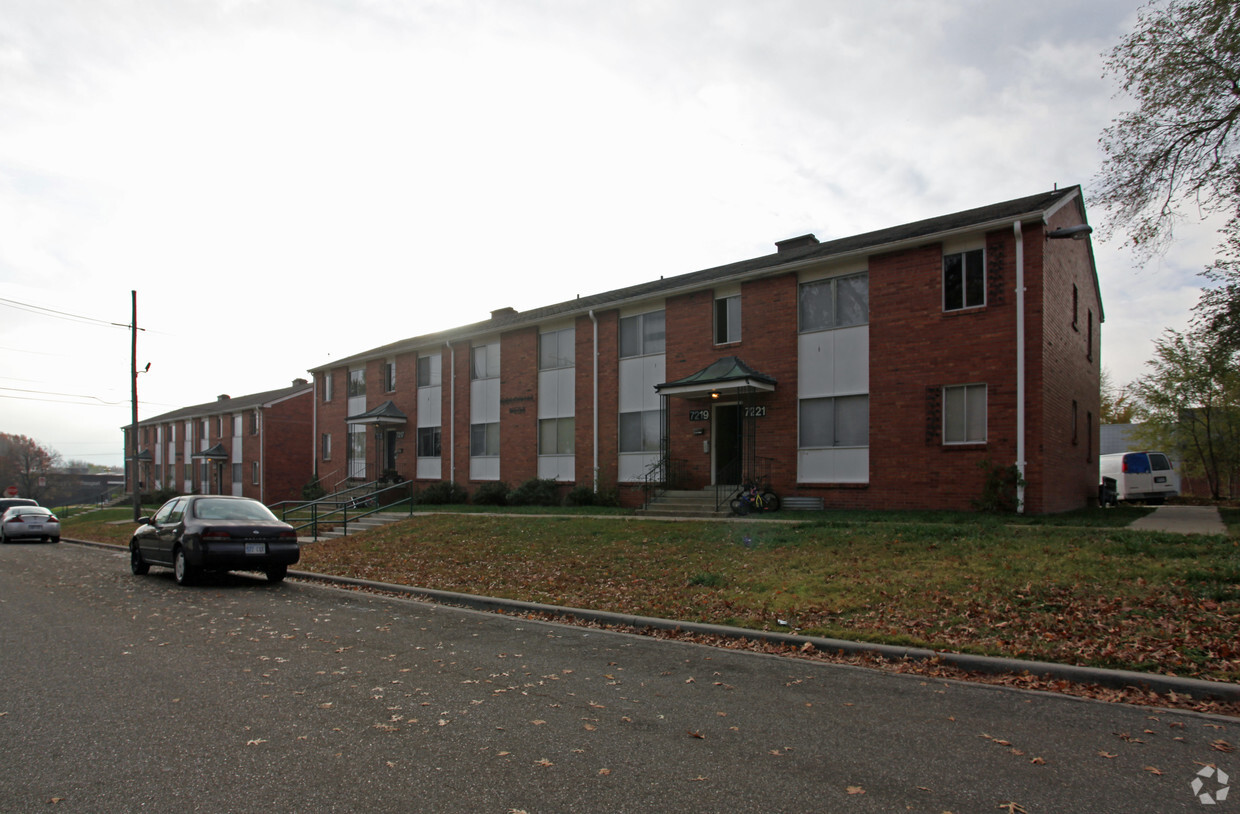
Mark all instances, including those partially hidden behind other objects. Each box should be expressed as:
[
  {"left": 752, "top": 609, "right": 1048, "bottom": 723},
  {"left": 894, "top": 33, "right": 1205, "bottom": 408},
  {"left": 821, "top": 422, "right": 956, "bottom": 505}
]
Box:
[
  {"left": 714, "top": 295, "right": 741, "bottom": 344},
  {"left": 943, "top": 249, "right": 985, "bottom": 311}
]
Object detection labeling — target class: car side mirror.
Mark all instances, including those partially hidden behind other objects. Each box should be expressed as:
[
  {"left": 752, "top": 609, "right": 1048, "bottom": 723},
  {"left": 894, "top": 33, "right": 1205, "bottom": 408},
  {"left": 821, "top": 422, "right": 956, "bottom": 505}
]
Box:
[{"left": 137, "top": 516, "right": 152, "bottom": 525}]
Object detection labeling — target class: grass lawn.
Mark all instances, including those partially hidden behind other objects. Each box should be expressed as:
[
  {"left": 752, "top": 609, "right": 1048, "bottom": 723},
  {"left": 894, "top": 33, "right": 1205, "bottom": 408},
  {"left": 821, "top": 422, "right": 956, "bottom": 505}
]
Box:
[{"left": 64, "top": 505, "right": 1240, "bottom": 686}]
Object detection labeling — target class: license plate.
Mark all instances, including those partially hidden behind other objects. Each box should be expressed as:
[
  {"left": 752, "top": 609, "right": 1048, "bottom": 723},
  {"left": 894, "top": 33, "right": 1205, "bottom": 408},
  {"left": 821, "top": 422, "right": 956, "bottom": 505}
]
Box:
[
  {"left": 1155, "top": 476, "right": 1167, "bottom": 483},
  {"left": 28, "top": 524, "right": 42, "bottom": 531},
  {"left": 245, "top": 542, "right": 266, "bottom": 555}
]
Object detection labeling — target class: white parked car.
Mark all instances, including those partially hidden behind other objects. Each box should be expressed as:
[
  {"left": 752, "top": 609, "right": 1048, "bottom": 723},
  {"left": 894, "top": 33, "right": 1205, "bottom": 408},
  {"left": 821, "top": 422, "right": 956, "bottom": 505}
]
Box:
[{"left": 0, "top": 505, "right": 61, "bottom": 543}]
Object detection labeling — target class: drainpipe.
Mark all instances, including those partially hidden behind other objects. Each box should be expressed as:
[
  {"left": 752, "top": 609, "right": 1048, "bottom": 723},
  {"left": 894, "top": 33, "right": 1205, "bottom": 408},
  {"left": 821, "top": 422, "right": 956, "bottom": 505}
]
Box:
[
  {"left": 447, "top": 341, "right": 456, "bottom": 483},
  {"left": 589, "top": 310, "right": 599, "bottom": 493},
  {"left": 1014, "top": 221, "right": 1026, "bottom": 513},
  {"left": 311, "top": 375, "right": 318, "bottom": 494}
]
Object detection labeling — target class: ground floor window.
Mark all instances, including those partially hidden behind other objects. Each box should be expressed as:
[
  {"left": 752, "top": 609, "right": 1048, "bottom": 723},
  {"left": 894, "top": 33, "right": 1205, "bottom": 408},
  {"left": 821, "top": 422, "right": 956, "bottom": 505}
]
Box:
[
  {"left": 470, "top": 422, "right": 500, "bottom": 456},
  {"left": 943, "top": 383, "right": 987, "bottom": 444},
  {"left": 417, "top": 426, "right": 442, "bottom": 458},
  {"left": 618, "top": 410, "right": 661, "bottom": 453},
  {"left": 539, "top": 417, "right": 575, "bottom": 455},
  {"left": 799, "top": 395, "right": 869, "bottom": 447}
]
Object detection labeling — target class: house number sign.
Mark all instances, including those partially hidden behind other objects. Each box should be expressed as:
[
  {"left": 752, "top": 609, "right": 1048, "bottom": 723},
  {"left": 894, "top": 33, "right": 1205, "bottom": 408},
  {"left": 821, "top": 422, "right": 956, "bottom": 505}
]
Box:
[
  {"left": 744, "top": 406, "right": 767, "bottom": 418},
  {"left": 688, "top": 410, "right": 710, "bottom": 421}
]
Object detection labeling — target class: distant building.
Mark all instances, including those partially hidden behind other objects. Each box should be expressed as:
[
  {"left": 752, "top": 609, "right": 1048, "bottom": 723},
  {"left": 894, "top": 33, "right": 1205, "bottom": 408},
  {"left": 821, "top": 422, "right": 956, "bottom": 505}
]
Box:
[
  {"left": 309, "top": 186, "right": 1103, "bottom": 514},
  {"left": 123, "top": 380, "right": 313, "bottom": 504}
]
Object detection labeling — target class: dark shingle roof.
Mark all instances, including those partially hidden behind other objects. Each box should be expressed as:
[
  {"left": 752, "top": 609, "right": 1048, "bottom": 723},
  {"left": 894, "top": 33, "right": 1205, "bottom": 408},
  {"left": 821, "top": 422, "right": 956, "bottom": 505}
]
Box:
[
  {"left": 136, "top": 381, "right": 312, "bottom": 427},
  {"left": 312, "top": 187, "right": 1086, "bottom": 371}
]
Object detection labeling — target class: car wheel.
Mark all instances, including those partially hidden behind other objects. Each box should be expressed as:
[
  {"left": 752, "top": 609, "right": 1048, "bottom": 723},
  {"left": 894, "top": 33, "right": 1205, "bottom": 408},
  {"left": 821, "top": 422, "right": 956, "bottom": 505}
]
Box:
[
  {"left": 173, "top": 546, "right": 195, "bottom": 586},
  {"left": 130, "top": 543, "right": 150, "bottom": 576},
  {"left": 265, "top": 564, "right": 288, "bottom": 583},
  {"left": 50, "top": 536, "right": 59, "bottom": 544}
]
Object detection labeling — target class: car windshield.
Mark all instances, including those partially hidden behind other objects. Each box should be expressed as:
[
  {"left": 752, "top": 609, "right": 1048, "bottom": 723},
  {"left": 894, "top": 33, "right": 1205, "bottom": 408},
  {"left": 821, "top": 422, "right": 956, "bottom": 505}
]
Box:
[{"left": 193, "top": 498, "right": 277, "bottom": 522}]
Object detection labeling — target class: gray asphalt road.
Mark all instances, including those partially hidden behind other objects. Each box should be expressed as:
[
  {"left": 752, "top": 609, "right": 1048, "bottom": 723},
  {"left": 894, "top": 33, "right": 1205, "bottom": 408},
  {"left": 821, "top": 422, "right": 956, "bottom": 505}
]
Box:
[{"left": 0, "top": 542, "right": 1235, "bottom": 813}]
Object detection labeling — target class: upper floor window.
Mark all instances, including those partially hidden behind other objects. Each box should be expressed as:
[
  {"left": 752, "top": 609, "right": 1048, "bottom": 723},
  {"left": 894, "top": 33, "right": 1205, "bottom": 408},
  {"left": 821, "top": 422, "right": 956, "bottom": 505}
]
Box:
[
  {"left": 418, "top": 354, "right": 442, "bottom": 387},
  {"left": 799, "top": 273, "right": 868, "bottom": 332},
  {"left": 348, "top": 369, "right": 365, "bottom": 398},
  {"left": 943, "top": 249, "right": 985, "bottom": 311},
  {"left": 714, "top": 295, "right": 741, "bottom": 344},
  {"left": 619, "top": 310, "right": 665, "bottom": 358},
  {"left": 383, "top": 360, "right": 396, "bottom": 392},
  {"left": 472, "top": 344, "right": 499, "bottom": 380},
  {"left": 249, "top": 411, "right": 258, "bottom": 435},
  {"left": 539, "top": 328, "right": 575, "bottom": 370}
]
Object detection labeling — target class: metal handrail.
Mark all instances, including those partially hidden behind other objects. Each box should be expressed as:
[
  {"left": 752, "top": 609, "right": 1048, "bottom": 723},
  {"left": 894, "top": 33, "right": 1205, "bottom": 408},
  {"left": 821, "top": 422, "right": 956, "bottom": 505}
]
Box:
[{"left": 274, "top": 479, "right": 415, "bottom": 541}]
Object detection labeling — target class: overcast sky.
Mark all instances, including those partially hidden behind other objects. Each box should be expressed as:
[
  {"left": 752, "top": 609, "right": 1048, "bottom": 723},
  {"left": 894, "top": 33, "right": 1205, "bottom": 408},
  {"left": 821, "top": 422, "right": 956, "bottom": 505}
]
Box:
[{"left": 0, "top": 0, "right": 1221, "bottom": 468}]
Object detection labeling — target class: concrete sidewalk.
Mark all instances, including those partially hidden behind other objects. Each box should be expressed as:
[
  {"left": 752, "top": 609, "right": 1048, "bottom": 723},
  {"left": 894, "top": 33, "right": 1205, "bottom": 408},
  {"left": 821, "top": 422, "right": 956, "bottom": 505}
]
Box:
[{"left": 1129, "top": 504, "right": 1228, "bottom": 535}]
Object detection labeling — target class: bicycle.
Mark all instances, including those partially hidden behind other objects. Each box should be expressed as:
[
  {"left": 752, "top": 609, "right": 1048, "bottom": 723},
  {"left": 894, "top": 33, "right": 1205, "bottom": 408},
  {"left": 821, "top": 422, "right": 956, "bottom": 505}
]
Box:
[{"left": 729, "top": 482, "right": 780, "bottom": 516}]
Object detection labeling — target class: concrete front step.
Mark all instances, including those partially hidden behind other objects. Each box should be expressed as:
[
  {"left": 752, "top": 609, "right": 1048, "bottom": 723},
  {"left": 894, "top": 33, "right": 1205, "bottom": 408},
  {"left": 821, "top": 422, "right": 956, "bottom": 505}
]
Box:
[
  {"left": 304, "top": 512, "right": 410, "bottom": 541},
  {"left": 638, "top": 488, "right": 736, "bottom": 518}
]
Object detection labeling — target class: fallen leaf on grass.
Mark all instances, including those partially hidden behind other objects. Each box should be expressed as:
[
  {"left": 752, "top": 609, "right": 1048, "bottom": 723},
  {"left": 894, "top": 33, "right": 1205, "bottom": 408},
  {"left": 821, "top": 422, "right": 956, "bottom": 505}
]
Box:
[
  {"left": 1098, "top": 751, "right": 1118, "bottom": 759},
  {"left": 687, "top": 730, "right": 705, "bottom": 739},
  {"left": 1143, "top": 766, "right": 1162, "bottom": 775},
  {"left": 997, "top": 803, "right": 1028, "bottom": 814},
  {"left": 534, "top": 758, "right": 553, "bottom": 767},
  {"left": 598, "top": 768, "right": 611, "bottom": 776},
  {"left": 246, "top": 739, "right": 267, "bottom": 746},
  {"left": 1210, "top": 740, "right": 1234, "bottom": 753},
  {"left": 846, "top": 786, "right": 865, "bottom": 795}
]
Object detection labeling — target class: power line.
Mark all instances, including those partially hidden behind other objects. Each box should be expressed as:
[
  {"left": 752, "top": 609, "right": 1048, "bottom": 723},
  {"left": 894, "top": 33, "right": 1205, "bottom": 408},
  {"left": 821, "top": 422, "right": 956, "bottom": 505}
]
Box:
[
  {"left": 0, "top": 386, "right": 128, "bottom": 405},
  {"left": 0, "top": 297, "right": 142, "bottom": 331}
]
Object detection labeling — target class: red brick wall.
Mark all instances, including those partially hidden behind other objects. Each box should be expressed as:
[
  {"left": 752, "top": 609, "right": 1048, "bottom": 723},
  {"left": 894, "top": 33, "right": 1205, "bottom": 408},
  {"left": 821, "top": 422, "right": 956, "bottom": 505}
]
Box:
[
  {"left": 500, "top": 327, "right": 539, "bottom": 485},
  {"left": 262, "top": 392, "right": 313, "bottom": 503},
  {"left": 1036, "top": 207, "right": 1103, "bottom": 512}
]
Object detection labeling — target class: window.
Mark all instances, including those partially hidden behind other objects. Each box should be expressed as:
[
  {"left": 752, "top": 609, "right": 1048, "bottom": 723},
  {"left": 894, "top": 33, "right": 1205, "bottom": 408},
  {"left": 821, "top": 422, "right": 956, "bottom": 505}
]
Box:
[
  {"left": 232, "top": 463, "right": 242, "bottom": 483},
  {"left": 472, "top": 345, "right": 499, "bottom": 380},
  {"left": 1087, "top": 310, "right": 1094, "bottom": 361},
  {"left": 799, "top": 273, "right": 868, "bottom": 332},
  {"left": 799, "top": 395, "right": 869, "bottom": 448},
  {"left": 417, "top": 426, "right": 441, "bottom": 458},
  {"left": 943, "top": 384, "right": 987, "bottom": 444},
  {"left": 539, "top": 329, "right": 574, "bottom": 370},
  {"left": 618, "top": 410, "right": 661, "bottom": 453},
  {"left": 619, "top": 311, "right": 665, "bottom": 358},
  {"left": 348, "top": 369, "right": 365, "bottom": 398},
  {"left": 470, "top": 422, "right": 499, "bottom": 456},
  {"left": 323, "top": 372, "right": 333, "bottom": 402},
  {"left": 383, "top": 360, "right": 396, "bottom": 392},
  {"left": 943, "top": 249, "right": 985, "bottom": 311},
  {"left": 714, "top": 295, "right": 741, "bottom": 344},
  {"left": 249, "top": 411, "right": 258, "bottom": 435},
  {"left": 251, "top": 462, "right": 260, "bottom": 485},
  {"left": 232, "top": 415, "right": 242, "bottom": 436},
  {"left": 538, "top": 417, "right": 575, "bottom": 455},
  {"left": 322, "top": 433, "right": 332, "bottom": 461},
  {"left": 1072, "top": 284, "right": 1080, "bottom": 330},
  {"left": 418, "top": 354, "right": 441, "bottom": 387}
]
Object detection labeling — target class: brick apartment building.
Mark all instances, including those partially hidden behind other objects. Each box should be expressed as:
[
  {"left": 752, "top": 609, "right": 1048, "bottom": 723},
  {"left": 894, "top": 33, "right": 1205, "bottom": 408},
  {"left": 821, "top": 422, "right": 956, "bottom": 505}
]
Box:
[
  {"left": 309, "top": 187, "right": 1103, "bottom": 514},
  {"left": 124, "top": 380, "right": 313, "bottom": 504}
]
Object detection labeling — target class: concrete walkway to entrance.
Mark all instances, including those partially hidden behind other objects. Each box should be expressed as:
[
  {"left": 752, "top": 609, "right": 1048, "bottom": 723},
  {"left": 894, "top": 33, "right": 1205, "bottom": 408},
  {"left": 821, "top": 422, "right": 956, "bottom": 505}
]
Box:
[{"left": 1128, "top": 504, "right": 1228, "bottom": 535}]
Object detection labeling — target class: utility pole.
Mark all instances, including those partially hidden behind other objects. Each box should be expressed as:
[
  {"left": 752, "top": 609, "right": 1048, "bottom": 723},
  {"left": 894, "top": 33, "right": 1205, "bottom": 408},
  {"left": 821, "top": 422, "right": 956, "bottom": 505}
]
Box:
[{"left": 131, "top": 290, "right": 141, "bottom": 522}]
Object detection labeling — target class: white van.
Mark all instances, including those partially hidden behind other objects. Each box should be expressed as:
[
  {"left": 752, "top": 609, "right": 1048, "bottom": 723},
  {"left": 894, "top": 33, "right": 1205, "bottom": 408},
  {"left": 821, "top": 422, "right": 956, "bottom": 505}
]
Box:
[{"left": 1099, "top": 451, "right": 1179, "bottom": 505}]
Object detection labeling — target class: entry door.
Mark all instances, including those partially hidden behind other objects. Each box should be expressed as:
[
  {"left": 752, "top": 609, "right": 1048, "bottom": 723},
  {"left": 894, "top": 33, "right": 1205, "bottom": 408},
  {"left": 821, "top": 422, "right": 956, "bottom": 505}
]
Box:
[
  {"left": 383, "top": 430, "right": 398, "bottom": 474},
  {"left": 713, "top": 404, "right": 742, "bottom": 485}
]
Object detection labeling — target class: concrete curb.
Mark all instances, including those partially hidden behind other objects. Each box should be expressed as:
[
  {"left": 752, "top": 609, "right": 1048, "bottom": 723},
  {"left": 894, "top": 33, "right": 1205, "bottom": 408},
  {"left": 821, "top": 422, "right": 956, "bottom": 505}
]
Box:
[
  {"left": 63, "top": 538, "right": 1240, "bottom": 704},
  {"left": 284, "top": 568, "right": 1240, "bottom": 705}
]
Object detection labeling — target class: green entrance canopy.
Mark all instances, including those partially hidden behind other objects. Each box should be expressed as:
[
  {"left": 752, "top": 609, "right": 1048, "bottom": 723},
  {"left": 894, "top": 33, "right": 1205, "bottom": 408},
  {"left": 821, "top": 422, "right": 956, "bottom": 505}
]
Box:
[{"left": 655, "top": 356, "right": 776, "bottom": 398}]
